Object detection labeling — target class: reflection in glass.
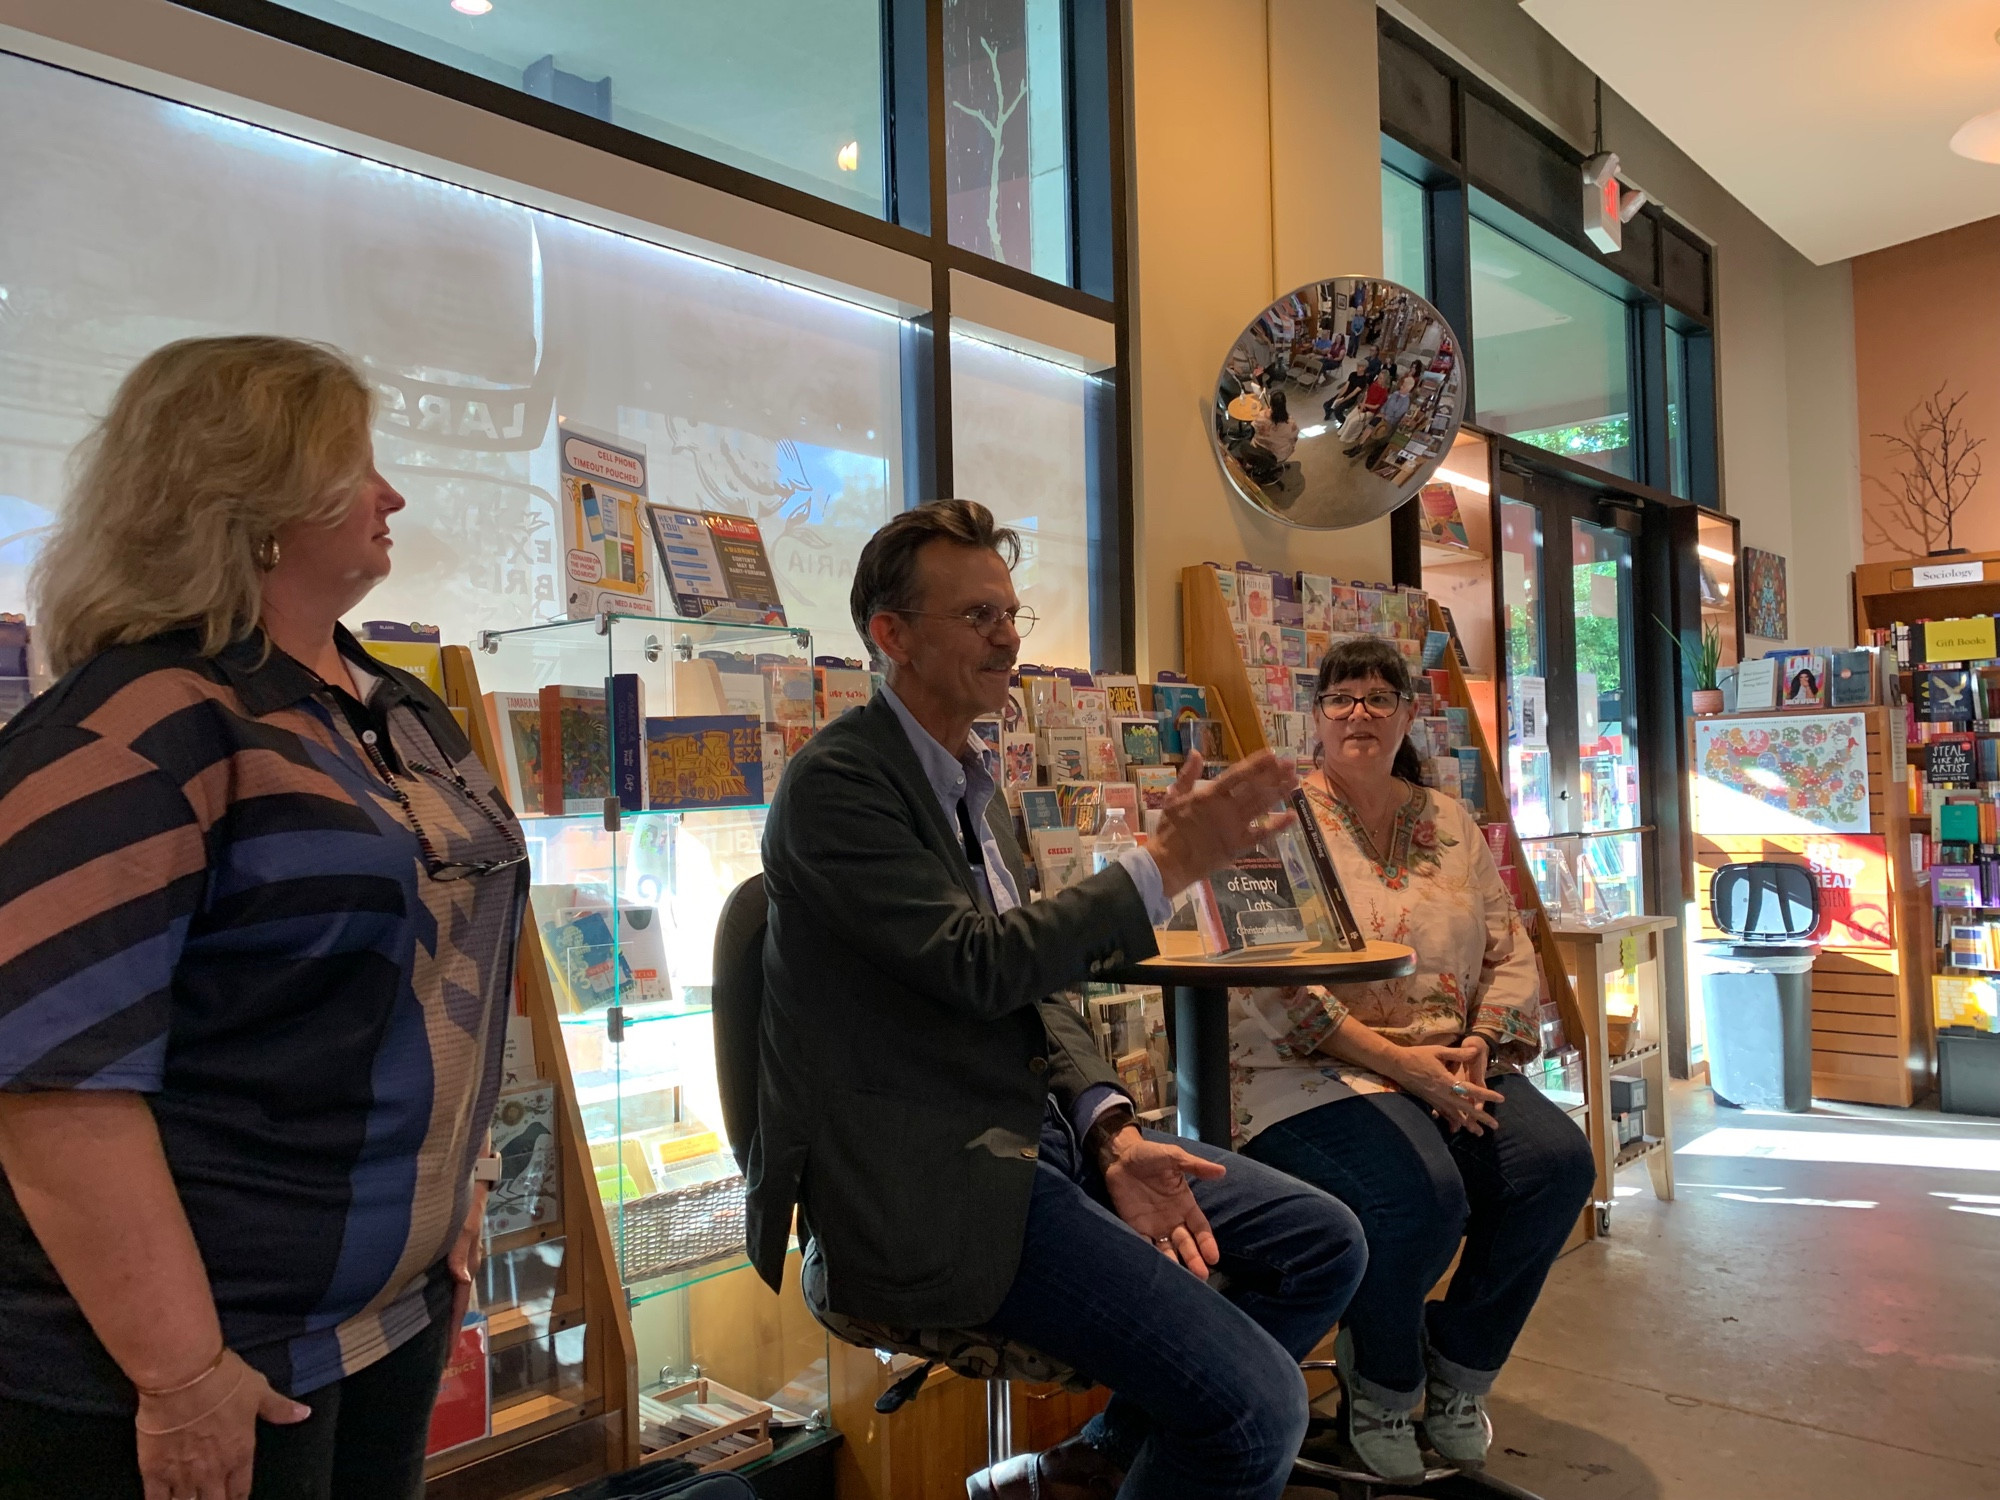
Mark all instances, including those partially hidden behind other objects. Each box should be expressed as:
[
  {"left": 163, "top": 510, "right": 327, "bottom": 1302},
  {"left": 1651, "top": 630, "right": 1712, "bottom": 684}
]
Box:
[
  {"left": 0, "top": 53, "right": 902, "bottom": 661},
  {"left": 264, "top": 0, "right": 888, "bottom": 216},
  {"left": 950, "top": 334, "right": 1096, "bottom": 670},
  {"left": 1469, "top": 219, "right": 1634, "bottom": 479},
  {"left": 1524, "top": 831, "right": 1641, "bottom": 926},
  {"left": 1210, "top": 278, "right": 1464, "bottom": 530},
  {"left": 945, "top": 0, "right": 1071, "bottom": 282},
  {"left": 1500, "top": 498, "right": 1552, "bottom": 839},
  {"left": 1571, "top": 519, "right": 1640, "bottom": 835},
  {"left": 1382, "top": 166, "right": 1428, "bottom": 294}
]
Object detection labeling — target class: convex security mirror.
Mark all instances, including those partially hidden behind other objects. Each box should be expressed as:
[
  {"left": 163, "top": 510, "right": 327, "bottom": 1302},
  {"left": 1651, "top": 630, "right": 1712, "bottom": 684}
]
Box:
[
  {"left": 1211, "top": 276, "right": 1464, "bottom": 530},
  {"left": 1710, "top": 861, "right": 1821, "bottom": 943}
]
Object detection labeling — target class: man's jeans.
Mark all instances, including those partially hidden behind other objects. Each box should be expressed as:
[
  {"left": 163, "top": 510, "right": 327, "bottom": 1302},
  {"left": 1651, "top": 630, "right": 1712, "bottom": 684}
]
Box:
[
  {"left": 984, "top": 1122, "right": 1366, "bottom": 1500},
  {"left": 1241, "top": 1074, "right": 1596, "bottom": 1408}
]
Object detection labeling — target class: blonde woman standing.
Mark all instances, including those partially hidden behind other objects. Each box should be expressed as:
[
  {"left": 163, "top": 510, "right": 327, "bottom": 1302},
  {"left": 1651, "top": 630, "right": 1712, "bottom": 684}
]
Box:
[{"left": 0, "top": 337, "right": 526, "bottom": 1500}]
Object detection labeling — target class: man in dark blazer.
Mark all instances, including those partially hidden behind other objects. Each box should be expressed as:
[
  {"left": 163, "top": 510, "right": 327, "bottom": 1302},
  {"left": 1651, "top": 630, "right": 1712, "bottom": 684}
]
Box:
[{"left": 754, "top": 501, "right": 1365, "bottom": 1500}]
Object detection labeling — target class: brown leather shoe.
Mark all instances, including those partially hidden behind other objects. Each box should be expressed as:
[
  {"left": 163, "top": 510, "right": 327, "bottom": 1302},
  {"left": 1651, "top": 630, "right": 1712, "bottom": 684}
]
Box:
[{"left": 964, "top": 1434, "right": 1125, "bottom": 1499}]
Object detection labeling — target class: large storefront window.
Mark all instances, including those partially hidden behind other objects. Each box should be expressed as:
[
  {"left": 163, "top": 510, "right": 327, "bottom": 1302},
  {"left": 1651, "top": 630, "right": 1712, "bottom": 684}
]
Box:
[
  {"left": 945, "top": 0, "right": 1071, "bottom": 282},
  {"left": 0, "top": 53, "right": 903, "bottom": 660},
  {"left": 948, "top": 333, "right": 1094, "bottom": 669},
  {"left": 1469, "top": 219, "right": 1634, "bottom": 479},
  {"left": 1382, "top": 165, "right": 1427, "bottom": 293},
  {"left": 265, "top": 0, "right": 889, "bottom": 217}
]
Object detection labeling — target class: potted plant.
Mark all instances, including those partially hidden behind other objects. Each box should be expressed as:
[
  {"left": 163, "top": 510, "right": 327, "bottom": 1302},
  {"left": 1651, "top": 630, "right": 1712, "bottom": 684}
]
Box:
[{"left": 1658, "top": 617, "right": 1724, "bottom": 714}]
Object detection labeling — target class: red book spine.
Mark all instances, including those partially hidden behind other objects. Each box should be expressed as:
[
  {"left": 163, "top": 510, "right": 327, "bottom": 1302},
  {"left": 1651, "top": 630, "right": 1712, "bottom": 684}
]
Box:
[{"left": 538, "top": 684, "right": 566, "bottom": 817}]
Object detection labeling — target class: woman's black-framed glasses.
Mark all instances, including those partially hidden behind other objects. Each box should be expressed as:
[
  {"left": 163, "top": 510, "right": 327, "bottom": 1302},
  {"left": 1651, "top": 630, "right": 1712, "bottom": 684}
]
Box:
[
  {"left": 356, "top": 728, "right": 529, "bottom": 882},
  {"left": 898, "top": 603, "right": 1038, "bottom": 638},
  {"left": 1316, "top": 689, "right": 1411, "bottom": 721}
]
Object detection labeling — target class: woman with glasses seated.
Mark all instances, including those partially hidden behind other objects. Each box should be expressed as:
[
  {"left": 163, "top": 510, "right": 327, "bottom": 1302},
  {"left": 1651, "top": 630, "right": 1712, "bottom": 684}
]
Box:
[
  {"left": 1229, "top": 636, "right": 1594, "bottom": 1483},
  {"left": 0, "top": 336, "right": 527, "bottom": 1500}
]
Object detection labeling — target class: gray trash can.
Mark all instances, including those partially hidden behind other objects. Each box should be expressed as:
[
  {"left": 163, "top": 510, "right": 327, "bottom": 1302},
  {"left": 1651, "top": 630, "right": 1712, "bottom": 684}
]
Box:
[
  {"left": 1698, "top": 942, "right": 1818, "bottom": 1111},
  {"left": 1698, "top": 862, "right": 1822, "bottom": 1113}
]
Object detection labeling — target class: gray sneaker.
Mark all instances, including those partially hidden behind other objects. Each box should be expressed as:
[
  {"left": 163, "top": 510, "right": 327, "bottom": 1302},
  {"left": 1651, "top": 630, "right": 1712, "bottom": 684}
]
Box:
[
  {"left": 1334, "top": 1328, "right": 1425, "bottom": 1482},
  {"left": 1421, "top": 1375, "right": 1492, "bottom": 1468}
]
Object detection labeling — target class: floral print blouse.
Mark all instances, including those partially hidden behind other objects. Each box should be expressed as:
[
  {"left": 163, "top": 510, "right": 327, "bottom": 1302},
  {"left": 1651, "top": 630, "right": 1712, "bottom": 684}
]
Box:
[{"left": 1227, "top": 777, "right": 1542, "bottom": 1146}]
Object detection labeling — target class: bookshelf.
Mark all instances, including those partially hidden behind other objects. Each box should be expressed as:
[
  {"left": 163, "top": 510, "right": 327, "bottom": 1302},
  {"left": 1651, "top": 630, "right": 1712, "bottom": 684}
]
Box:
[
  {"left": 425, "top": 645, "right": 637, "bottom": 1499},
  {"left": 1853, "top": 551, "right": 2000, "bottom": 643}
]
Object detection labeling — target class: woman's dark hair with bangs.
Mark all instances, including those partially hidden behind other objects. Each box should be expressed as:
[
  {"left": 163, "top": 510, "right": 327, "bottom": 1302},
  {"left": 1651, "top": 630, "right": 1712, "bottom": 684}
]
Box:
[{"left": 1313, "top": 635, "right": 1426, "bottom": 784}]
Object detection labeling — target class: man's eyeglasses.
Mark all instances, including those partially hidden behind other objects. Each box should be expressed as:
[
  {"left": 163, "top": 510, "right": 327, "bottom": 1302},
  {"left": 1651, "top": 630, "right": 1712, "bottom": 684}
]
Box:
[
  {"left": 898, "top": 604, "right": 1039, "bottom": 638},
  {"left": 1316, "top": 689, "right": 1411, "bottom": 720}
]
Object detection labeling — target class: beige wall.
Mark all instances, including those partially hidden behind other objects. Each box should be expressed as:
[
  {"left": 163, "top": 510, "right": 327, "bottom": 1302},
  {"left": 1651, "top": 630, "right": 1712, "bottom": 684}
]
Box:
[
  {"left": 1126, "top": 0, "right": 1390, "bottom": 677},
  {"left": 1384, "top": 0, "right": 1862, "bottom": 649},
  {"left": 1852, "top": 214, "right": 2000, "bottom": 563}
]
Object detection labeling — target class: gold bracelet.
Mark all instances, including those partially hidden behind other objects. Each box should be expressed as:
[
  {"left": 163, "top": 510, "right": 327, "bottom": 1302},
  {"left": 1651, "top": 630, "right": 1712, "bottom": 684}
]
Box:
[
  {"left": 134, "top": 1345, "right": 228, "bottom": 1399},
  {"left": 134, "top": 1368, "right": 246, "bottom": 1436}
]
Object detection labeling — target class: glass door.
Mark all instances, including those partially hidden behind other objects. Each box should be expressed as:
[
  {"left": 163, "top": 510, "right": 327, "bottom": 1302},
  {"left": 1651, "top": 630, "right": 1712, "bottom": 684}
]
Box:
[
  {"left": 1568, "top": 517, "right": 1644, "bottom": 921},
  {"left": 1499, "top": 466, "right": 1652, "bottom": 924}
]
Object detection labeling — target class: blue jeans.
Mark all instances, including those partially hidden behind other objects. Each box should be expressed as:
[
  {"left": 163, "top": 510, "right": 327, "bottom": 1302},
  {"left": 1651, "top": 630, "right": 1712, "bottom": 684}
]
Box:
[
  {"left": 984, "top": 1122, "right": 1366, "bottom": 1500},
  {"left": 1240, "top": 1074, "right": 1595, "bottom": 1409}
]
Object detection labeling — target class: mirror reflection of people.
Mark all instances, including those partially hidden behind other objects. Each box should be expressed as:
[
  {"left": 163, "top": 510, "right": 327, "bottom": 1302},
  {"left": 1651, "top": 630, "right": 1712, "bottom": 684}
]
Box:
[
  {"left": 1246, "top": 390, "right": 1299, "bottom": 482},
  {"left": 754, "top": 502, "right": 1366, "bottom": 1499},
  {"left": 1228, "top": 639, "right": 1595, "bottom": 1482},
  {"left": 0, "top": 336, "right": 525, "bottom": 1500}
]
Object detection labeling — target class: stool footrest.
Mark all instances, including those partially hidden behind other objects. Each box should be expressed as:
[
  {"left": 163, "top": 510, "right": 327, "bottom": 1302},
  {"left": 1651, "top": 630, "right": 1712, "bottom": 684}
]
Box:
[{"left": 874, "top": 1360, "right": 936, "bottom": 1414}]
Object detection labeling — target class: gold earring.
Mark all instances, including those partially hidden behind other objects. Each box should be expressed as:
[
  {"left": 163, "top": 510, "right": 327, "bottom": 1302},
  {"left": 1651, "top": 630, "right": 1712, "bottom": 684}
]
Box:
[{"left": 255, "top": 535, "right": 281, "bottom": 571}]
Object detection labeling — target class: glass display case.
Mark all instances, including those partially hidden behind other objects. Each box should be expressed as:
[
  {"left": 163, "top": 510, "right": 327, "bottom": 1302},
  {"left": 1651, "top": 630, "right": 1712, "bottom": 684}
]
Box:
[{"left": 474, "top": 613, "right": 835, "bottom": 1457}]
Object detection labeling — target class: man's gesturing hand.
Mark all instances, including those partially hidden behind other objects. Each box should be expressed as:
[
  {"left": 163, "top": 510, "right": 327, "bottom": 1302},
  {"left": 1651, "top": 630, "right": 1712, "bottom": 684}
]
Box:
[
  {"left": 1097, "top": 1126, "right": 1226, "bottom": 1278},
  {"left": 1148, "top": 749, "right": 1300, "bottom": 898}
]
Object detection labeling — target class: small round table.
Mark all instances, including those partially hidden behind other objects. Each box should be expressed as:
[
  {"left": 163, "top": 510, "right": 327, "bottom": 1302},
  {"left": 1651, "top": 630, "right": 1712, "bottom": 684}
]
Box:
[{"left": 1102, "top": 930, "right": 1417, "bottom": 1146}]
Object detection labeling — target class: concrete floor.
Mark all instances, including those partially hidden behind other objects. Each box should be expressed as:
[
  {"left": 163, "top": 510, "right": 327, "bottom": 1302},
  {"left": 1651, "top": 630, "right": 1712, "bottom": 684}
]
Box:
[{"left": 1369, "top": 1081, "right": 2000, "bottom": 1500}]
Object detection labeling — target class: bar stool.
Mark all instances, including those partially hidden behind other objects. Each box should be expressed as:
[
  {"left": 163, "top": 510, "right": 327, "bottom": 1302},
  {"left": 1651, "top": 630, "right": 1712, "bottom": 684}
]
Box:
[{"left": 712, "top": 875, "right": 1057, "bottom": 1474}]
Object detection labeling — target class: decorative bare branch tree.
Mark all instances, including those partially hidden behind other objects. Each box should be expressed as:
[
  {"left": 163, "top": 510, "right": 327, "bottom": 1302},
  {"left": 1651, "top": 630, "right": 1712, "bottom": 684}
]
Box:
[
  {"left": 1866, "top": 383, "right": 1985, "bottom": 556},
  {"left": 948, "top": 35, "right": 1028, "bottom": 264}
]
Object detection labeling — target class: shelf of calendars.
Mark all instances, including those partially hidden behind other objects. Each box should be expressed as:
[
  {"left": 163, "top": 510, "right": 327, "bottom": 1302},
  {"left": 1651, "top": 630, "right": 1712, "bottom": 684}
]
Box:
[{"left": 461, "top": 617, "right": 838, "bottom": 1477}]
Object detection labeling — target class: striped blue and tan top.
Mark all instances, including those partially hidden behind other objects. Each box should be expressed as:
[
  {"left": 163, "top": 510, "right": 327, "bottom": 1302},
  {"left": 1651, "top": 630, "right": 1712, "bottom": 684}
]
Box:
[{"left": 0, "top": 625, "right": 525, "bottom": 1414}]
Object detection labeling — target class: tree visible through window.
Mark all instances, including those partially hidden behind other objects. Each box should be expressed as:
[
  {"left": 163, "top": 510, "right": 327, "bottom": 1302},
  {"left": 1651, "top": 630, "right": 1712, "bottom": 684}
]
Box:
[{"left": 945, "top": 0, "right": 1070, "bottom": 282}]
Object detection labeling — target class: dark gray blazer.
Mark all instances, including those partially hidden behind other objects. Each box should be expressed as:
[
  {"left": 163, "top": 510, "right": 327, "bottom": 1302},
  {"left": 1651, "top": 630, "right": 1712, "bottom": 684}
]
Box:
[{"left": 750, "top": 694, "right": 1159, "bottom": 1329}]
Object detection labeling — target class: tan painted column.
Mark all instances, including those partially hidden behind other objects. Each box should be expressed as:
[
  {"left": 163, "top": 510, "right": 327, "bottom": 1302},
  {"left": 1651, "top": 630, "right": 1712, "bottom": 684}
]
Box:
[{"left": 1128, "top": 0, "right": 1392, "bottom": 676}]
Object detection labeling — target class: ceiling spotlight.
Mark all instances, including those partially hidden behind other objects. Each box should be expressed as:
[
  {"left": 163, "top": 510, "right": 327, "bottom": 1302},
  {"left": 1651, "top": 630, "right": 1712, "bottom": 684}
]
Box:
[
  {"left": 836, "top": 141, "right": 860, "bottom": 172},
  {"left": 1952, "top": 107, "right": 2000, "bottom": 162},
  {"left": 451, "top": 0, "right": 493, "bottom": 14}
]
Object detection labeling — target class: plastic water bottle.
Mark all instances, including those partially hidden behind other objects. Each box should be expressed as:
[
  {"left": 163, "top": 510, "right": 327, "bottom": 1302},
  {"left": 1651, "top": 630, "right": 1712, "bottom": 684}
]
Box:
[{"left": 1092, "top": 806, "right": 1137, "bottom": 876}]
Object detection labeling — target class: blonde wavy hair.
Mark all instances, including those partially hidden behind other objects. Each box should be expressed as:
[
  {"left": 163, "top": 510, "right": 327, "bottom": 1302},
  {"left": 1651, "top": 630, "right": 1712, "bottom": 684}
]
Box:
[{"left": 34, "top": 335, "right": 374, "bottom": 675}]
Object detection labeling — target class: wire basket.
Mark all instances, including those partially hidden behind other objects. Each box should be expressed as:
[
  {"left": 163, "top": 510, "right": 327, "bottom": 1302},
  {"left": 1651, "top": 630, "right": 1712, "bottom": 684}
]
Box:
[{"left": 614, "top": 1173, "right": 747, "bottom": 1286}]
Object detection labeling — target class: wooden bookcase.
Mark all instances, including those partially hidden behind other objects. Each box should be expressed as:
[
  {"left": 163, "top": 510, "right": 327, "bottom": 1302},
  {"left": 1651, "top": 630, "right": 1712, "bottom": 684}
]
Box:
[
  {"left": 1177, "top": 564, "right": 1600, "bottom": 1244},
  {"left": 1853, "top": 551, "right": 2000, "bottom": 644},
  {"left": 1689, "top": 706, "right": 1933, "bottom": 1108},
  {"left": 424, "top": 646, "right": 638, "bottom": 1499}
]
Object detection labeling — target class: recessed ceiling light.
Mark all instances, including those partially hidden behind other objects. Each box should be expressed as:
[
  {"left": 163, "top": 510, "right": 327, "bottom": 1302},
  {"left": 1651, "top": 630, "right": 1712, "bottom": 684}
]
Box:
[
  {"left": 836, "top": 141, "right": 860, "bottom": 172},
  {"left": 1951, "top": 106, "right": 2000, "bottom": 162},
  {"left": 451, "top": 0, "right": 492, "bottom": 14}
]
